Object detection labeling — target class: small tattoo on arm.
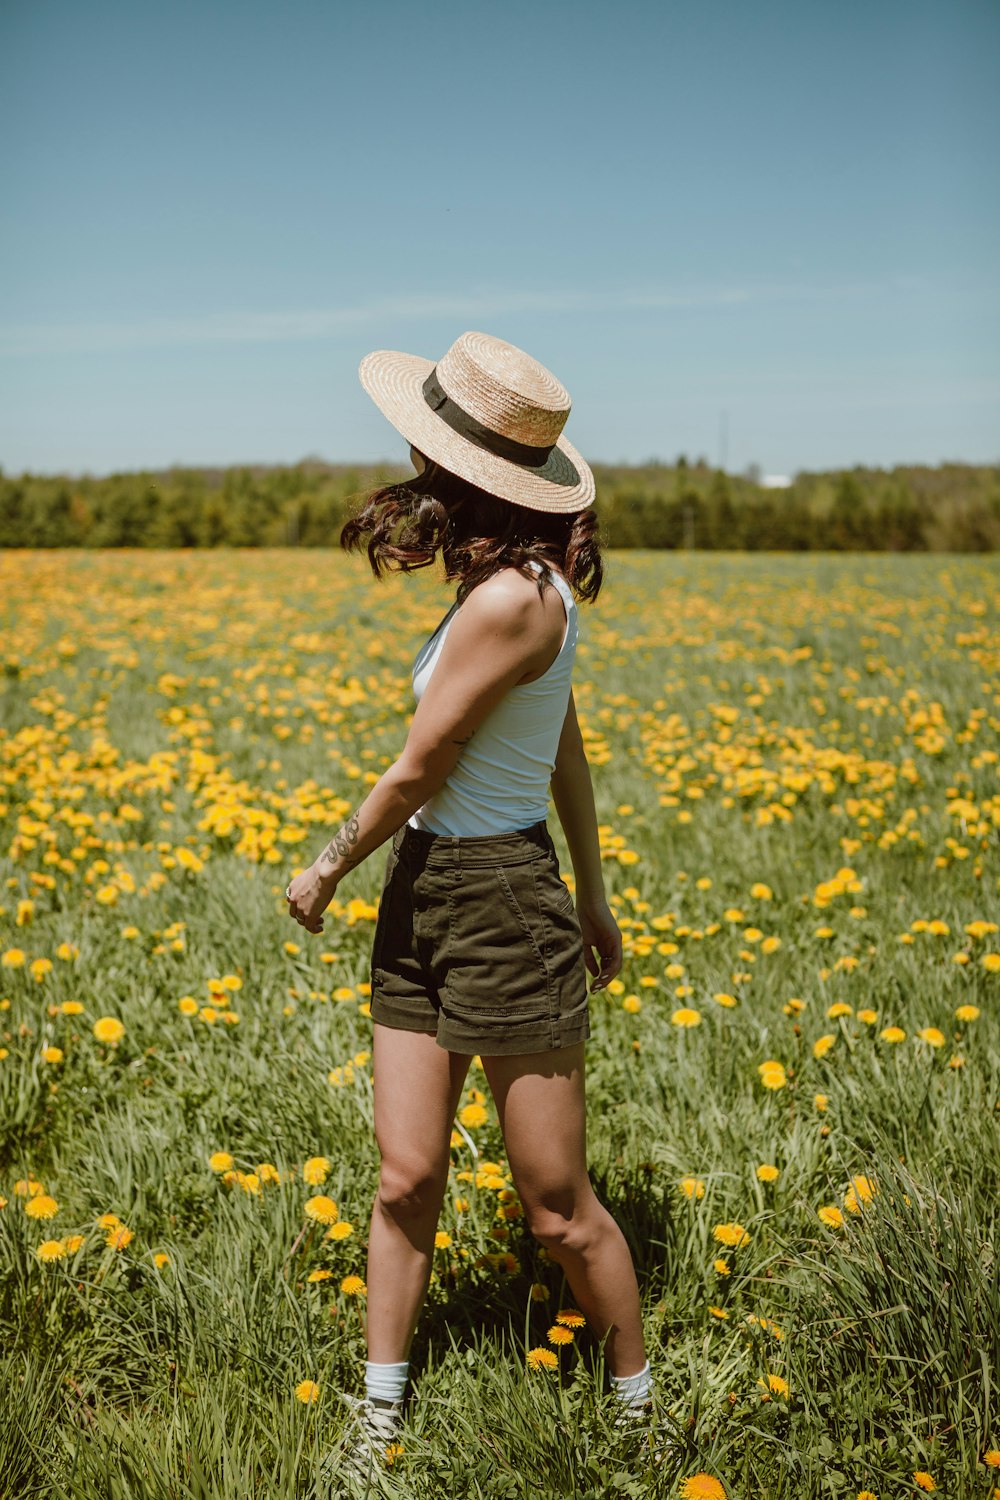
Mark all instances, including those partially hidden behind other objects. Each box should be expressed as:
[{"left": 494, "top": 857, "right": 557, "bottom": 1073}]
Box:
[{"left": 322, "top": 806, "right": 363, "bottom": 870}]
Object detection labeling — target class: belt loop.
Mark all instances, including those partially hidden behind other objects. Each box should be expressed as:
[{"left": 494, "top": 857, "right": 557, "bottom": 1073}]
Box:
[{"left": 452, "top": 835, "right": 461, "bottom": 870}]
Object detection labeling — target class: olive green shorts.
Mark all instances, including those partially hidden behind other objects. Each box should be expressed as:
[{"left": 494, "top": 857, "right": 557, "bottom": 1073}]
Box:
[{"left": 369, "top": 819, "right": 591, "bottom": 1056}]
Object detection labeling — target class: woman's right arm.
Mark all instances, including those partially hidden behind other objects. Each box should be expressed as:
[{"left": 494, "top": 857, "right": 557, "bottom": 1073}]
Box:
[{"left": 550, "top": 690, "right": 623, "bottom": 992}]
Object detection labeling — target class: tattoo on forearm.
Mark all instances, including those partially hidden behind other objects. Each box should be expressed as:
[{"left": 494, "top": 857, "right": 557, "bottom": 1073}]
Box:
[{"left": 321, "top": 806, "right": 363, "bottom": 870}]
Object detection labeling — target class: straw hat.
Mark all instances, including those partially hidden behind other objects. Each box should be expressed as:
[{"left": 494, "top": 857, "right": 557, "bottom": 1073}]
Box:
[{"left": 358, "top": 330, "right": 595, "bottom": 513}]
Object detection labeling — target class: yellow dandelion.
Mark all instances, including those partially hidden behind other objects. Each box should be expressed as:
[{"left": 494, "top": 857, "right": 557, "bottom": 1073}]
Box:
[
  {"left": 209, "top": 1151, "right": 233, "bottom": 1173},
  {"left": 37, "top": 1239, "right": 66, "bottom": 1261},
  {"left": 756, "top": 1164, "right": 779, "bottom": 1183},
  {"left": 679, "top": 1177, "right": 705, "bottom": 1199},
  {"left": 526, "top": 1347, "right": 558, "bottom": 1371},
  {"left": 982, "top": 1449, "right": 1000, "bottom": 1467},
  {"left": 814, "top": 1093, "right": 828, "bottom": 1111},
  {"left": 459, "top": 1102, "right": 488, "bottom": 1128},
  {"left": 622, "top": 994, "right": 642, "bottom": 1014},
  {"left": 713, "top": 1222, "right": 749, "bottom": 1249},
  {"left": 326, "top": 1221, "right": 354, "bottom": 1241},
  {"left": 93, "top": 1016, "right": 125, "bottom": 1045},
  {"left": 813, "top": 1033, "right": 836, "bottom": 1059},
  {"left": 295, "top": 1379, "right": 320, "bottom": 1403},
  {"left": 25, "top": 1195, "right": 59, "bottom": 1220},
  {"left": 758, "top": 1373, "right": 789, "bottom": 1399},
  {"left": 154, "top": 1252, "right": 171, "bottom": 1268},
  {"left": 178, "top": 996, "right": 198, "bottom": 1016},
  {"left": 714, "top": 1258, "right": 731, "bottom": 1275},
  {"left": 672, "top": 1007, "right": 701, "bottom": 1027},
  {"left": 844, "top": 1175, "right": 877, "bottom": 1215},
  {"left": 41, "top": 1046, "right": 64, "bottom": 1064},
  {"left": 305, "top": 1195, "right": 339, "bottom": 1225},
  {"left": 713, "top": 992, "right": 737, "bottom": 1008},
  {"left": 340, "top": 1274, "right": 366, "bottom": 1296},
  {"left": 917, "top": 1027, "right": 945, "bottom": 1048},
  {"left": 302, "top": 1156, "right": 330, "bottom": 1185},
  {"left": 2, "top": 949, "right": 26, "bottom": 967},
  {"left": 530, "top": 1283, "right": 550, "bottom": 1301},
  {"left": 827, "top": 1002, "right": 852, "bottom": 1019},
  {"left": 547, "top": 1325, "right": 575, "bottom": 1345},
  {"left": 680, "top": 1475, "right": 727, "bottom": 1500},
  {"left": 708, "top": 1306, "right": 728, "bottom": 1320},
  {"left": 879, "top": 1026, "right": 906, "bottom": 1043},
  {"left": 981, "top": 953, "right": 1000, "bottom": 973},
  {"left": 955, "top": 1004, "right": 980, "bottom": 1022},
  {"left": 758, "top": 1060, "right": 787, "bottom": 1090},
  {"left": 307, "top": 1268, "right": 332, "bottom": 1283},
  {"left": 555, "top": 1308, "right": 585, "bottom": 1327},
  {"left": 60, "top": 1000, "right": 84, "bottom": 1016},
  {"left": 913, "top": 1473, "right": 935, "bottom": 1492},
  {"left": 818, "top": 1205, "right": 845, "bottom": 1228}
]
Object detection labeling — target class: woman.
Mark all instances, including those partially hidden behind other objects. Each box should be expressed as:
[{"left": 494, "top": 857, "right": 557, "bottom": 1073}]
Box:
[{"left": 285, "top": 332, "right": 663, "bottom": 1483}]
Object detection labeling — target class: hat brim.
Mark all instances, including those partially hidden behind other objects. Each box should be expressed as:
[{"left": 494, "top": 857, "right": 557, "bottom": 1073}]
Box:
[{"left": 359, "top": 349, "right": 595, "bottom": 513}]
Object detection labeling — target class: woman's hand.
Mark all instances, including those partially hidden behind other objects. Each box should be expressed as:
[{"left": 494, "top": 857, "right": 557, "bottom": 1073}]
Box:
[
  {"left": 577, "top": 896, "right": 623, "bottom": 992},
  {"left": 285, "top": 863, "right": 338, "bottom": 935}
]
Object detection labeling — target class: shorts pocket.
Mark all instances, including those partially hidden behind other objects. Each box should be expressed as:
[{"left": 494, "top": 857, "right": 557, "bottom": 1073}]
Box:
[{"left": 495, "top": 865, "right": 548, "bottom": 977}]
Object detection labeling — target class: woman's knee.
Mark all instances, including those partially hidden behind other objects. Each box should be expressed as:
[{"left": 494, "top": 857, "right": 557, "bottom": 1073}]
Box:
[
  {"left": 376, "top": 1157, "right": 448, "bottom": 1222},
  {"left": 525, "top": 1187, "right": 604, "bottom": 1251}
]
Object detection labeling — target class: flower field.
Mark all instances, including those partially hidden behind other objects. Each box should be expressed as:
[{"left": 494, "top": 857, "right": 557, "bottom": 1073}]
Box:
[{"left": 1, "top": 547, "right": 998, "bottom": 1499}]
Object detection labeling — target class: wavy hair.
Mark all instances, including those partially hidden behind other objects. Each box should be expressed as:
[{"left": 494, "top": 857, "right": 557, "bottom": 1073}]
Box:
[{"left": 339, "top": 457, "right": 603, "bottom": 605}]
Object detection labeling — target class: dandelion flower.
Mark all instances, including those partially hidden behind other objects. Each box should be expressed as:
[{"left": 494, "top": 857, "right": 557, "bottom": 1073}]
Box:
[
  {"left": 680, "top": 1475, "right": 727, "bottom": 1500},
  {"left": 713, "top": 1222, "right": 749, "bottom": 1249},
  {"left": 813, "top": 1033, "right": 836, "bottom": 1059},
  {"left": 955, "top": 1004, "right": 980, "bottom": 1022},
  {"left": 25, "top": 1195, "right": 58, "bottom": 1220},
  {"left": 307, "top": 1269, "right": 332, "bottom": 1283},
  {"left": 526, "top": 1347, "right": 558, "bottom": 1371},
  {"left": 340, "top": 1274, "right": 366, "bottom": 1296},
  {"left": 209, "top": 1152, "right": 233, "bottom": 1173},
  {"left": 555, "top": 1308, "right": 585, "bottom": 1327},
  {"left": 459, "top": 1102, "right": 488, "bottom": 1128},
  {"left": 41, "top": 1046, "right": 64, "bottom": 1064},
  {"left": 818, "top": 1205, "right": 845, "bottom": 1228},
  {"left": 37, "top": 1239, "right": 66, "bottom": 1261},
  {"left": 982, "top": 1449, "right": 1000, "bottom": 1468},
  {"left": 758, "top": 1373, "right": 789, "bottom": 1399},
  {"left": 547, "top": 1325, "right": 574, "bottom": 1345},
  {"left": 879, "top": 1026, "right": 906, "bottom": 1044},
  {"left": 713, "top": 1258, "right": 731, "bottom": 1276},
  {"left": 326, "top": 1221, "right": 354, "bottom": 1241},
  {"left": 758, "top": 1060, "right": 787, "bottom": 1090},
  {"left": 672, "top": 1007, "right": 701, "bottom": 1027},
  {"left": 679, "top": 1177, "right": 705, "bottom": 1199},
  {"left": 756, "top": 1164, "right": 779, "bottom": 1183},
  {"left": 107, "top": 1225, "right": 133, "bottom": 1251},
  {"left": 93, "top": 1016, "right": 125, "bottom": 1045},
  {"left": 302, "top": 1156, "right": 330, "bottom": 1185},
  {"left": 913, "top": 1473, "right": 935, "bottom": 1492},
  {"left": 305, "top": 1195, "right": 339, "bottom": 1225},
  {"left": 295, "top": 1379, "right": 320, "bottom": 1403},
  {"left": 917, "top": 1027, "right": 945, "bottom": 1048}
]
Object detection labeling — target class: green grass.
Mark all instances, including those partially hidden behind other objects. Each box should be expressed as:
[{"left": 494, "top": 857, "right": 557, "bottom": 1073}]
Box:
[{"left": 0, "top": 548, "right": 998, "bottom": 1499}]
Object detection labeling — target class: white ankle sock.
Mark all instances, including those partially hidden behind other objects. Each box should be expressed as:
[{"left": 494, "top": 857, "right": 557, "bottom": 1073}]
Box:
[
  {"left": 609, "top": 1359, "right": 653, "bottom": 1406},
  {"left": 365, "top": 1359, "right": 409, "bottom": 1405}
]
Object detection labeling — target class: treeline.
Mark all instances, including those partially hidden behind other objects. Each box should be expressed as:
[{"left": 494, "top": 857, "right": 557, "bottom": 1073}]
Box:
[{"left": 0, "top": 459, "right": 998, "bottom": 551}]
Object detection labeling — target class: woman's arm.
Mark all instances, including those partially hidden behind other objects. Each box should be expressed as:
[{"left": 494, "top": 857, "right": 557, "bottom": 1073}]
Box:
[
  {"left": 285, "top": 574, "right": 557, "bottom": 932},
  {"left": 549, "top": 689, "right": 623, "bottom": 991}
]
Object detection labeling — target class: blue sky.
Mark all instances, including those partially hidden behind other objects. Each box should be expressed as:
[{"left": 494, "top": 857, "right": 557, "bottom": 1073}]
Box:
[{"left": 1, "top": 0, "right": 997, "bottom": 477}]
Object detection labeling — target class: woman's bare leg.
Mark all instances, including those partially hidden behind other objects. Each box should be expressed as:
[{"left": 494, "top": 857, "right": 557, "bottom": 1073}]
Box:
[
  {"left": 365, "top": 1023, "right": 472, "bottom": 1362},
  {"left": 481, "top": 1040, "right": 647, "bottom": 1378}
]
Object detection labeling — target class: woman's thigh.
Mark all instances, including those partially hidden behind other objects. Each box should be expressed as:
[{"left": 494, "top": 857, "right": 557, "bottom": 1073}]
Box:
[
  {"left": 372, "top": 1022, "right": 473, "bottom": 1186},
  {"left": 479, "top": 1041, "right": 593, "bottom": 1222}
]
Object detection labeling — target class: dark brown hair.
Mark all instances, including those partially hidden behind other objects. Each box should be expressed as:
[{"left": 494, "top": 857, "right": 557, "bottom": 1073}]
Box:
[{"left": 339, "top": 457, "right": 603, "bottom": 605}]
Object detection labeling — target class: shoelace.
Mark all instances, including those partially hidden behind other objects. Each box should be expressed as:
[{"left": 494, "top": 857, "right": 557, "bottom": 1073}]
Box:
[{"left": 339, "top": 1394, "right": 405, "bottom": 1482}]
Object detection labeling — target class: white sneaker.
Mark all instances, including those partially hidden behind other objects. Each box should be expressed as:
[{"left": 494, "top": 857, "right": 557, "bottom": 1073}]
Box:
[
  {"left": 322, "top": 1393, "right": 406, "bottom": 1489},
  {"left": 610, "top": 1396, "right": 685, "bottom": 1468}
]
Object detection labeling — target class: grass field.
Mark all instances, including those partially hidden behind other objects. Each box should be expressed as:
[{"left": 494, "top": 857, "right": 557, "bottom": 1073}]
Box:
[{"left": 1, "top": 548, "right": 998, "bottom": 1500}]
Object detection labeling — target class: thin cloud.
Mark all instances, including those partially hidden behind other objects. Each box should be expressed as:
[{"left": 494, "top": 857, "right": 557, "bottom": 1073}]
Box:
[{"left": 0, "top": 279, "right": 887, "bottom": 358}]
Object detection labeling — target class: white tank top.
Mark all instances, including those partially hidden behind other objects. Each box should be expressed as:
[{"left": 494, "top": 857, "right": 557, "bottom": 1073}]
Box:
[{"left": 408, "top": 559, "right": 578, "bottom": 835}]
